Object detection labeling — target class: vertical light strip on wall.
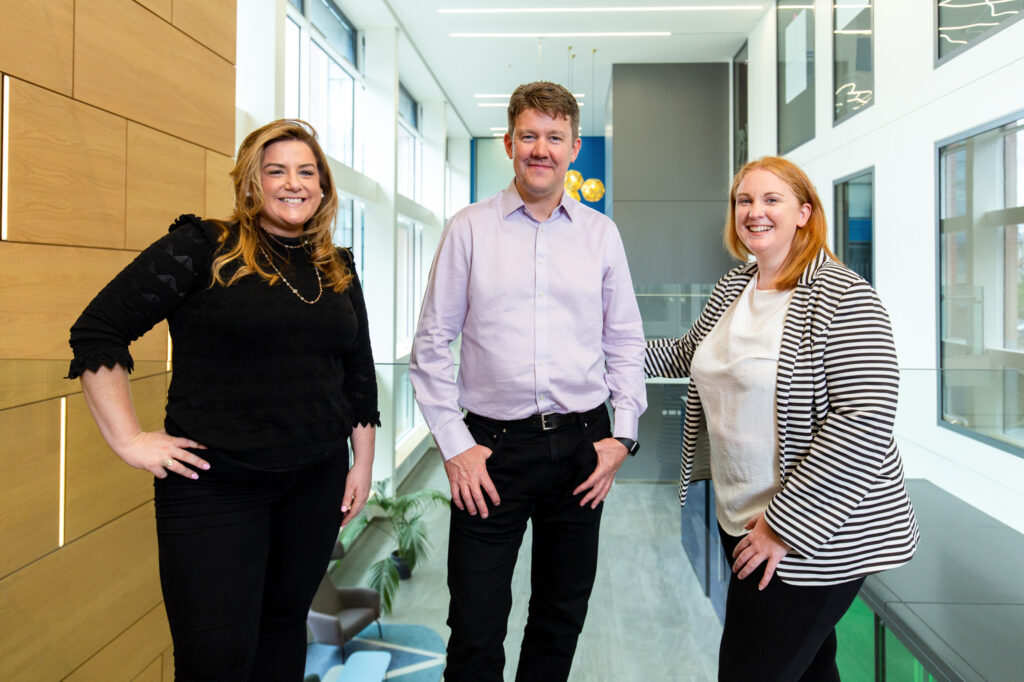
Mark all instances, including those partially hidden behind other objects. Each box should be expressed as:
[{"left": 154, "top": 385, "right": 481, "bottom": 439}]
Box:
[
  {"left": 167, "top": 331, "right": 173, "bottom": 372},
  {"left": 1, "top": 74, "right": 10, "bottom": 240},
  {"left": 59, "top": 397, "right": 67, "bottom": 547}
]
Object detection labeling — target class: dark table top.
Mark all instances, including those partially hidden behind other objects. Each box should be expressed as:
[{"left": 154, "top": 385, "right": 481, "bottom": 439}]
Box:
[{"left": 861, "top": 479, "right": 1024, "bottom": 682}]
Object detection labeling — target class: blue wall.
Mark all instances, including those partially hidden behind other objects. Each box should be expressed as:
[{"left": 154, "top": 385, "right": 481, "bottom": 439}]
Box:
[{"left": 571, "top": 135, "right": 607, "bottom": 215}]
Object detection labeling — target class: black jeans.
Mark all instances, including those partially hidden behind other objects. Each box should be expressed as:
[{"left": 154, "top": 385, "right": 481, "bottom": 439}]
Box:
[
  {"left": 717, "top": 526, "right": 864, "bottom": 682},
  {"left": 444, "top": 406, "right": 610, "bottom": 682},
  {"left": 154, "top": 449, "right": 347, "bottom": 682}
]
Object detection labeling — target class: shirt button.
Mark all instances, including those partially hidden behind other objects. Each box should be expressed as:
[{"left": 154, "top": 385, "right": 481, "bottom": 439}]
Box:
[
  {"left": 538, "top": 257, "right": 545, "bottom": 264},
  {"left": 538, "top": 360, "right": 545, "bottom": 366},
  {"left": 539, "top": 291, "right": 545, "bottom": 298}
]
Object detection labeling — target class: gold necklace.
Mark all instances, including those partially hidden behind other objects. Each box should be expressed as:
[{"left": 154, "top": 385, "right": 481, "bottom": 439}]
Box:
[
  {"left": 265, "top": 230, "right": 308, "bottom": 250},
  {"left": 258, "top": 245, "right": 323, "bottom": 304}
]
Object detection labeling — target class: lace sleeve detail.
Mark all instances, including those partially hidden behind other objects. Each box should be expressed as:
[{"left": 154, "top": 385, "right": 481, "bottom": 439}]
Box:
[
  {"left": 66, "top": 348, "right": 135, "bottom": 380},
  {"left": 67, "top": 215, "right": 218, "bottom": 379}
]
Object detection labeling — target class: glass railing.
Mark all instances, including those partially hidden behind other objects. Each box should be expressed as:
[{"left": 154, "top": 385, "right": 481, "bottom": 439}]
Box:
[{"left": 6, "top": 361, "right": 1021, "bottom": 472}]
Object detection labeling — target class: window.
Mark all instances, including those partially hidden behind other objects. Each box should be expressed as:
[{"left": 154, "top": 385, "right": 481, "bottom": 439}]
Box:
[
  {"left": 396, "top": 217, "right": 424, "bottom": 356},
  {"left": 308, "top": 0, "right": 357, "bottom": 66},
  {"left": 397, "top": 122, "right": 421, "bottom": 201},
  {"left": 777, "top": 4, "right": 815, "bottom": 154},
  {"left": 398, "top": 83, "right": 419, "bottom": 130},
  {"left": 284, "top": 1, "right": 360, "bottom": 168},
  {"left": 332, "top": 197, "right": 365, "bottom": 285},
  {"left": 284, "top": 17, "right": 301, "bottom": 118},
  {"left": 939, "top": 114, "right": 1024, "bottom": 455},
  {"left": 397, "top": 83, "right": 422, "bottom": 201},
  {"left": 833, "top": 1, "right": 873, "bottom": 124},
  {"left": 308, "top": 42, "right": 354, "bottom": 165},
  {"left": 938, "top": 0, "right": 1024, "bottom": 64},
  {"left": 834, "top": 169, "right": 874, "bottom": 285},
  {"left": 733, "top": 43, "right": 749, "bottom": 174}
]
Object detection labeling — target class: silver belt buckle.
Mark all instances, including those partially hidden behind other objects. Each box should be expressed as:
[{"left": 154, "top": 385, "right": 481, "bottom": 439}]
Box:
[{"left": 540, "top": 412, "right": 557, "bottom": 431}]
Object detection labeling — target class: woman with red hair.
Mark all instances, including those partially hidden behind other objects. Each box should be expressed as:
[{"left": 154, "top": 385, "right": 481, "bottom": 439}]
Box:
[{"left": 647, "top": 156, "right": 919, "bottom": 680}]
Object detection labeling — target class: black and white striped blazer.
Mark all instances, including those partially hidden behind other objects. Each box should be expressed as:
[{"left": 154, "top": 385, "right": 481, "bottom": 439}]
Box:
[{"left": 646, "top": 250, "right": 920, "bottom": 585}]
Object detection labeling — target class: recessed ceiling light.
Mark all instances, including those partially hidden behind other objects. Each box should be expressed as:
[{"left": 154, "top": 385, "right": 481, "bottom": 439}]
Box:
[
  {"left": 452, "top": 32, "right": 671, "bottom": 38},
  {"left": 441, "top": 5, "right": 763, "bottom": 13}
]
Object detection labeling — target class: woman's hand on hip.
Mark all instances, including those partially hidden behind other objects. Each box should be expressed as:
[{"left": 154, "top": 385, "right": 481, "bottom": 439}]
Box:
[
  {"left": 115, "top": 430, "right": 209, "bottom": 480},
  {"left": 732, "top": 512, "right": 790, "bottom": 590}
]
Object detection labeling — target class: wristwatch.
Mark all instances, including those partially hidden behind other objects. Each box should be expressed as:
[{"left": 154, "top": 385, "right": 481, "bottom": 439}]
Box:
[{"left": 614, "top": 437, "right": 640, "bottom": 456}]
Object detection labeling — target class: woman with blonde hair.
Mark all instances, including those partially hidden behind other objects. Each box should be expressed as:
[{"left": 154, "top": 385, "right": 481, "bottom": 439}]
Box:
[
  {"left": 69, "top": 119, "right": 378, "bottom": 680},
  {"left": 646, "top": 156, "right": 919, "bottom": 680}
]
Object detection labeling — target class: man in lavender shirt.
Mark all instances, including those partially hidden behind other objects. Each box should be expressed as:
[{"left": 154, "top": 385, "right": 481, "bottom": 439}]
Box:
[{"left": 409, "top": 81, "right": 646, "bottom": 682}]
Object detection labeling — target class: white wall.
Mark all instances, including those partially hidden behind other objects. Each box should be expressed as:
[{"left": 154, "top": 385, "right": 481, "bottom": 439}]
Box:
[{"left": 745, "top": 1, "right": 1024, "bottom": 531}]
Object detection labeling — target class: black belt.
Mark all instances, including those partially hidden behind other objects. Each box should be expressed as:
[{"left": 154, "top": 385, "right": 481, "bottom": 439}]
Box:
[{"left": 468, "top": 404, "right": 606, "bottom": 432}]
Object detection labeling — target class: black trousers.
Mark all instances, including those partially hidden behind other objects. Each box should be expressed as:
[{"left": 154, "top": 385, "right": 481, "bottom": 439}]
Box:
[
  {"left": 154, "top": 449, "right": 347, "bottom": 682},
  {"left": 717, "top": 526, "right": 864, "bottom": 682},
  {"left": 444, "top": 406, "right": 610, "bottom": 682}
]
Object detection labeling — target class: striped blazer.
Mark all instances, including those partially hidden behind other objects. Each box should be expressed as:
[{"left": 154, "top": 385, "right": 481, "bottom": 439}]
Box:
[{"left": 646, "top": 250, "right": 920, "bottom": 585}]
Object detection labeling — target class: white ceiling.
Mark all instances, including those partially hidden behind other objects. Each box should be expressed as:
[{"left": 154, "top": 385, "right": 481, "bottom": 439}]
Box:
[{"left": 344, "top": 1, "right": 770, "bottom": 139}]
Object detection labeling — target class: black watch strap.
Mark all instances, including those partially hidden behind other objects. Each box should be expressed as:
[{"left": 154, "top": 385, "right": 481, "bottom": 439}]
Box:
[{"left": 614, "top": 437, "right": 640, "bottom": 456}]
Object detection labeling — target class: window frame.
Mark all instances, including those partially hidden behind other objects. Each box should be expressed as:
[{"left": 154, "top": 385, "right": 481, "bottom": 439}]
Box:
[
  {"left": 833, "top": 166, "right": 875, "bottom": 286},
  {"left": 935, "top": 108, "right": 1024, "bottom": 458}
]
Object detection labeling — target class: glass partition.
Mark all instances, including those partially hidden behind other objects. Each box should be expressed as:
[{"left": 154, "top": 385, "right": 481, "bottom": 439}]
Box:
[
  {"left": 777, "top": 3, "right": 815, "bottom": 154},
  {"left": 939, "top": 114, "right": 1024, "bottom": 455},
  {"left": 833, "top": 1, "right": 873, "bottom": 124}
]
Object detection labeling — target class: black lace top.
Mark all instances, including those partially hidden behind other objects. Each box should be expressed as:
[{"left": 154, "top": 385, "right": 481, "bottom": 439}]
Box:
[{"left": 68, "top": 214, "right": 380, "bottom": 469}]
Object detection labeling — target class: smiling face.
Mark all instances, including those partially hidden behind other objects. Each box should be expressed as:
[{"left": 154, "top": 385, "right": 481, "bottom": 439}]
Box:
[
  {"left": 505, "top": 108, "right": 581, "bottom": 209},
  {"left": 259, "top": 139, "right": 322, "bottom": 237},
  {"left": 733, "top": 168, "right": 812, "bottom": 274}
]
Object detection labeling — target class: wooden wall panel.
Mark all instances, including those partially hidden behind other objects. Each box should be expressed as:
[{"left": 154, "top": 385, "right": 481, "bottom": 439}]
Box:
[
  {"left": 126, "top": 123, "right": 205, "bottom": 250},
  {"left": 74, "top": 0, "right": 235, "bottom": 155},
  {"left": 205, "top": 150, "right": 236, "bottom": 220},
  {"left": 0, "top": 242, "right": 169, "bottom": 361},
  {"left": 65, "top": 374, "right": 166, "bottom": 542},
  {"left": 0, "top": 0, "right": 73, "bottom": 95},
  {"left": 173, "top": 0, "right": 236, "bottom": 63},
  {"left": 0, "top": 504, "right": 162, "bottom": 681},
  {"left": 162, "top": 647, "right": 174, "bottom": 680},
  {"left": 0, "top": 400, "right": 59, "bottom": 578},
  {"left": 6, "top": 79, "right": 126, "bottom": 248},
  {"left": 135, "top": 0, "right": 171, "bottom": 21},
  {"left": 0, "top": 360, "right": 168, "bottom": 412},
  {"left": 65, "top": 604, "right": 171, "bottom": 681},
  {"left": 134, "top": 658, "right": 163, "bottom": 682}
]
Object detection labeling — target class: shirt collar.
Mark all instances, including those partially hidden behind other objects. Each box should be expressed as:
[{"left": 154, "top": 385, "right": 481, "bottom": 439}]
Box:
[{"left": 500, "top": 179, "right": 576, "bottom": 223}]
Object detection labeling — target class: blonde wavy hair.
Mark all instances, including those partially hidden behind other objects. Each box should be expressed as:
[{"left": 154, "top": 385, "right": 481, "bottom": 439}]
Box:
[
  {"left": 724, "top": 156, "right": 839, "bottom": 291},
  {"left": 210, "top": 119, "right": 352, "bottom": 293}
]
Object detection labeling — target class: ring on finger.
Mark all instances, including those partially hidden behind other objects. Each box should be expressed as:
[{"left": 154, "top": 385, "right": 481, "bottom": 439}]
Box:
[{"left": 162, "top": 457, "right": 175, "bottom": 468}]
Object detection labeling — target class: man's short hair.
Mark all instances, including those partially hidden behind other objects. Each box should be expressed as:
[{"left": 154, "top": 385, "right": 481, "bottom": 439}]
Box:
[{"left": 507, "top": 82, "right": 580, "bottom": 140}]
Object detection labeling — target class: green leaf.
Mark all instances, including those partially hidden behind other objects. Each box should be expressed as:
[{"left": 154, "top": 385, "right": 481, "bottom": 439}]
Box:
[{"left": 368, "top": 556, "right": 401, "bottom": 615}]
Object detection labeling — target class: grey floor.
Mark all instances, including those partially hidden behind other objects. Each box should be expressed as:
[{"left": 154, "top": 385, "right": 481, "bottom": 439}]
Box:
[{"left": 333, "top": 452, "right": 722, "bottom": 681}]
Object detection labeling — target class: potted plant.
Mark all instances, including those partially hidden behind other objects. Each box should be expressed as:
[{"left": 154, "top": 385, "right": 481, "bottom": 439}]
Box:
[{"left": 338, "top": 478, "right": 448, "bottom": 613}]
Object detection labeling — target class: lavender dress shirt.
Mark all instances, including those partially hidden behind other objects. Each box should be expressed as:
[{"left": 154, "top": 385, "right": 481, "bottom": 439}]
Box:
[{"left": 410, "top": 181, "right": 647, "bottom": 461}]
